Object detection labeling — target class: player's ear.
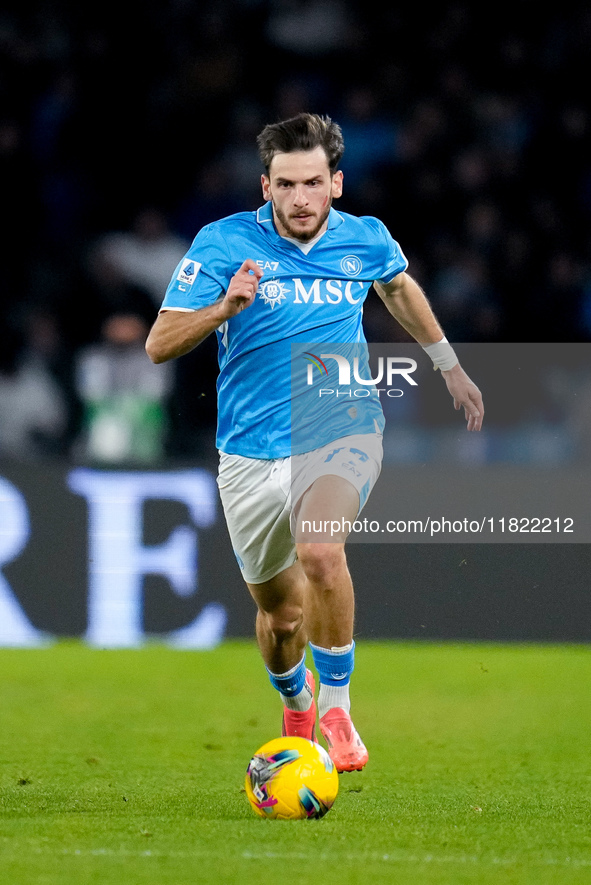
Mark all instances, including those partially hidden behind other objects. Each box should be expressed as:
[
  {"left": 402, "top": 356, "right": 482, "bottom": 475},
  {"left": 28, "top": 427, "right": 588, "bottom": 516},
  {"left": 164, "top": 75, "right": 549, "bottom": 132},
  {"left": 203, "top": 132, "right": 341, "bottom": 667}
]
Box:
[
  {"left": 331, "top": 170, "right": 343, "bottom": 199},
  {"left": 261, "top": 174, "right": 272, "bottom": 201}
]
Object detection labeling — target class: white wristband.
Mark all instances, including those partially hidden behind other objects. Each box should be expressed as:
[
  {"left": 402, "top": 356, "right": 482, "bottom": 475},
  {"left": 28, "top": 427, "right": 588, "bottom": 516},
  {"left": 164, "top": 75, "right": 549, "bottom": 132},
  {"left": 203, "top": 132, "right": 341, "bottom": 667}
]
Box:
[{"left": 422, "top": 336, "right": 458, "bottom": 371}]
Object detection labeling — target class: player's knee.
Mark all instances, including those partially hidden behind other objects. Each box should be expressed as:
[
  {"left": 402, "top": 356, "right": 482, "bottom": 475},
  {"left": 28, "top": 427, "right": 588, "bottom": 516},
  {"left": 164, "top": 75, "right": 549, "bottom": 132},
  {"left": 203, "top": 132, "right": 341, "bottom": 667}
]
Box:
[
  {"left": 296, "top": 543, "right": 346, "bottom": 586},
  {"left": 260, "top": 604, "right": 303, "bottom": 643}
]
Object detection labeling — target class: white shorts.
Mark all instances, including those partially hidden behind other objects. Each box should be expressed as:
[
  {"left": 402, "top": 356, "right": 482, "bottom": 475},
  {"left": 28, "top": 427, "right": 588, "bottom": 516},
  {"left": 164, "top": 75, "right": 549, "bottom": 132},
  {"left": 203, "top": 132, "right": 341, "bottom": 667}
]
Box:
[{"left": 217, "top": 433, "right": 383, "bottom": 584}]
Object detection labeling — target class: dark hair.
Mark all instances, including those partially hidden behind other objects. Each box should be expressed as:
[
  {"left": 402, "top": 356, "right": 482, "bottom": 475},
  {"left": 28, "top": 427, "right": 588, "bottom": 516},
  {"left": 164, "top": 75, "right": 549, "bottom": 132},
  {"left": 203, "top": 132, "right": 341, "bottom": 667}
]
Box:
[{"left": 257, "top": 113, "right": 345, "bottom": 174}]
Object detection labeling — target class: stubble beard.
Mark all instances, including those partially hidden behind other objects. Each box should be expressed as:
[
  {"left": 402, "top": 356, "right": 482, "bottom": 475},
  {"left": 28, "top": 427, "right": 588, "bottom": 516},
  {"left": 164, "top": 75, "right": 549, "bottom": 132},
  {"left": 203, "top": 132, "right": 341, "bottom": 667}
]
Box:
[{"left": 273, "top": 198, "right": 332, "bottom": 243}]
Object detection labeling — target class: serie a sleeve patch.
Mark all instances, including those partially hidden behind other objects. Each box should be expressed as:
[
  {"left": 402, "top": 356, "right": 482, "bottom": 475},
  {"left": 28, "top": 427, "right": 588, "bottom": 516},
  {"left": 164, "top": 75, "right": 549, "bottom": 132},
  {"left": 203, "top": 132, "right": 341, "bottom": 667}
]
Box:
[{"left": 176, "top": 259, "right": 202, "bottom": 286}]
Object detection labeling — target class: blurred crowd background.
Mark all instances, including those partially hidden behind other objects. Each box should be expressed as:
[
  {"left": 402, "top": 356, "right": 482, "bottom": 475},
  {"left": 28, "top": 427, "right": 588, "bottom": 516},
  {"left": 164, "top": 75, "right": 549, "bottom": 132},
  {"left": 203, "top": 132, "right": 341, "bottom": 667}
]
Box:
[{"left": 1, "top": 1, "right": 591, "bottom": 463}]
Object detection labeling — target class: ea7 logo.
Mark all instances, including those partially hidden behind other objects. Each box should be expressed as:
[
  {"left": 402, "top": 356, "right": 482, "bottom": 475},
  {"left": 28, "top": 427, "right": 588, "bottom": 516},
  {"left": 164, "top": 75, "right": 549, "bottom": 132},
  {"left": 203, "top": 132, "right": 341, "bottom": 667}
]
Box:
[{"left": 256, "top": 260, "right": 280, "bottom": 272}]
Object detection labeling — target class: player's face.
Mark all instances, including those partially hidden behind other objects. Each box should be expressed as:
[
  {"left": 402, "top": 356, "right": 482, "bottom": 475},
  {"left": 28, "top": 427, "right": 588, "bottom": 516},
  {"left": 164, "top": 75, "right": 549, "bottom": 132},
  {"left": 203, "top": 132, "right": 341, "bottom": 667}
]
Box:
[{"left": 262, "top": 147, "right": 343, "bottom": 242}]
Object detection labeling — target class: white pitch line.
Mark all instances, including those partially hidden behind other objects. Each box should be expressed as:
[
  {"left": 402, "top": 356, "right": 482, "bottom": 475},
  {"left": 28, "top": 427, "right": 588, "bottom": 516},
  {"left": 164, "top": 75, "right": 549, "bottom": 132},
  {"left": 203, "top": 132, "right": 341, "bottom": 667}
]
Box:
[{"left": 20, "top": 847, "right": 591, "bottom": 867}]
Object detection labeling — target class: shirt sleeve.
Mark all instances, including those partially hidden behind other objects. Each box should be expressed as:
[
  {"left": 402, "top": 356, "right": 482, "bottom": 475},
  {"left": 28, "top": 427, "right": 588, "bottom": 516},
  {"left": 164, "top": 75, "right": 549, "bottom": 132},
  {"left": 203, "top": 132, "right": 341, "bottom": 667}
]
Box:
[
  {"left": 159, "top": 223, "right": 232, "bottom": 311},
  {"left": 368, "top": 218, "right": 408, "bottom": 284}
]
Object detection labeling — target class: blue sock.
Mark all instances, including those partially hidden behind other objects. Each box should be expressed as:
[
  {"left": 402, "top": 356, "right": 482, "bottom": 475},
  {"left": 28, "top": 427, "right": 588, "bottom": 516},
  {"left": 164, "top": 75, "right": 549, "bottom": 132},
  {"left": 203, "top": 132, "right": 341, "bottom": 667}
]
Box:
[
  {"left": 266, "top": 653, "right": 311, "bottom": 711},
  {"left": 310, "top": 642, "right": 355, "bottom": 717}
]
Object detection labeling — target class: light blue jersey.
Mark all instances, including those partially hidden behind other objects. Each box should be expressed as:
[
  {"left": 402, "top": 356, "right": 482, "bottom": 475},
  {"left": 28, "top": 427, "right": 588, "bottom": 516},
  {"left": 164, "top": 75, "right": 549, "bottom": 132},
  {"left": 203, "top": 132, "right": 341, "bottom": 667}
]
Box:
[{"left": 161, "top": 202, "right": 407, "bottom": 458}]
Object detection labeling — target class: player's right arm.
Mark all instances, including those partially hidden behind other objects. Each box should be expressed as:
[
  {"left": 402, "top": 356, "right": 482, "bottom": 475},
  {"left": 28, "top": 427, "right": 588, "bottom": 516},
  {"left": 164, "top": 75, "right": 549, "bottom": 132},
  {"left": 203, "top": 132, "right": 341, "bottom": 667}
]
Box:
[{"left": 145, "top": 259, "right": 263, "bottom": 364}]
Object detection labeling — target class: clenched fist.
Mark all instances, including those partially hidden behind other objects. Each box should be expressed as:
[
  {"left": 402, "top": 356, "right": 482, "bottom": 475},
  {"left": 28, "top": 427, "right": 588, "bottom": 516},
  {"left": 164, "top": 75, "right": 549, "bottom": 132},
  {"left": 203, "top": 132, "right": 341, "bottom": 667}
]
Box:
[{"left": 223, "top": 259, "right": 264, "bottom": 316}]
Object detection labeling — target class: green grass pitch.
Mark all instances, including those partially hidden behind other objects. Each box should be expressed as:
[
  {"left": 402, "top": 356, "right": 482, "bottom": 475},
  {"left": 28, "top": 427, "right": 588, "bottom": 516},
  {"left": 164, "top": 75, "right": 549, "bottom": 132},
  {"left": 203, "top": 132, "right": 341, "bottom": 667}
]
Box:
[{"left": 1, "top": 640, "right": 591, "bottom": 884}]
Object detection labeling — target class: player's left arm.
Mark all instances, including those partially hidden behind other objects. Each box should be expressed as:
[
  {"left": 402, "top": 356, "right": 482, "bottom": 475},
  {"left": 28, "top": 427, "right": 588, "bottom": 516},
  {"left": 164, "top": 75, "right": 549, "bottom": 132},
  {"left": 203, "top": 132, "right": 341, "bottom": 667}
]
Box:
[{"left": 374, "top": 271, "right": 484, "bottom": 431}]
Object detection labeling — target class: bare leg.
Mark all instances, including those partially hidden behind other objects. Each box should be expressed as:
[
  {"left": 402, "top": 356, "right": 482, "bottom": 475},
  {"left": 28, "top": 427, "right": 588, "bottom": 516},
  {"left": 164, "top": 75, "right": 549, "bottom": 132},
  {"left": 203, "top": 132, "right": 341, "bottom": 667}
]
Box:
[
  {"left": 248, "top": 559, "right": 318, "bottom": 736},
  {"left": 294, "top": 475, "right": 369, "bottom": 769},
  {"left": 246, "top": 559, "right": 307, "bottom": 675},
  {"left": 295, "top": 475, "right": 359, "bottom": 648},
  {"left": 247, "top": 474, "right": 367, "bottom": 764},
  {"left": 298, "top": 542, "right": 354, "bottom": 648}
]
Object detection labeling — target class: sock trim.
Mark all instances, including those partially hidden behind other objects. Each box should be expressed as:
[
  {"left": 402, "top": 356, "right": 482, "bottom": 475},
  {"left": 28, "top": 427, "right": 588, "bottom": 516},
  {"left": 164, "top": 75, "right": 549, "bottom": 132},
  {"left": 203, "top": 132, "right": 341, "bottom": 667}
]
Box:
[
  {"left": 266, "top": 653, "right": 306, "bottom": 697},
  {"left": 309, "top": 641, "right": 355, "bottom": 686}
]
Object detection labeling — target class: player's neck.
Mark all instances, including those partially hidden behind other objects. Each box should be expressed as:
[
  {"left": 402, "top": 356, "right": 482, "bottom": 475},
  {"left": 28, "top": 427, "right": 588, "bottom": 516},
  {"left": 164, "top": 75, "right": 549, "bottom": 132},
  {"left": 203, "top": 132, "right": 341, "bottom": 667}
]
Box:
[{"left": 280, "top": 229, "right": 327, "bottom": 254}]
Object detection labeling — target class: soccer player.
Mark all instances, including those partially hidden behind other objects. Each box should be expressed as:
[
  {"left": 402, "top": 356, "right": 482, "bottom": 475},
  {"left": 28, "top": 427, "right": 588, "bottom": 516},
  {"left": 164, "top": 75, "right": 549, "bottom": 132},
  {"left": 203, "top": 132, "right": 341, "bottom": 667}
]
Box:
[{"left": 146, "top": 113, "right": 483, "bottom": 772}]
